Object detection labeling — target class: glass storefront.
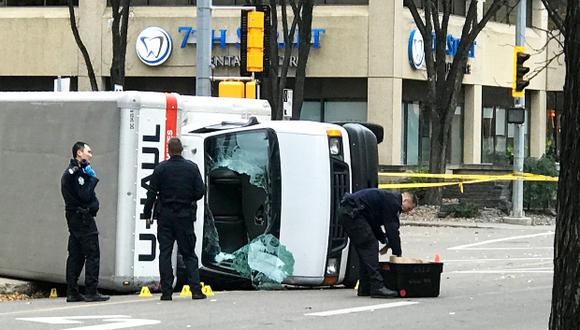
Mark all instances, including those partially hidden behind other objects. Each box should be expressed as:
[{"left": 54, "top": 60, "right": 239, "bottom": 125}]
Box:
[
  {"left": 481, "top": 87, "right": 530, "bottom": 165},
  {"left": 299, "top": 78, "right": 367, "bottom": 123},
  {"left": 546, "top": 91, "right": 563, "bottom": 160},
  {"left": 1, "top": 0, "right": 77, "bottom": 5},
  {"left": 401, "top": 101, "right": 463, "bottom": 166},
  {"left": 401, "top": 80, "right": 463, "bottom": 166},
  {"left": 115, "top": 0, "right": 368, "bottom": 5},
  {"left": 0, "top": 76, "right": 77, "bottom": 91},
  {"left": 301, "top": 101, "right": 366, "bottom": 122}
]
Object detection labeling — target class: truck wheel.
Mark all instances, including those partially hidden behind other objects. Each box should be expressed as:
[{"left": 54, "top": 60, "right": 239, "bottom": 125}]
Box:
[{"left": 342, "top": 244, "right": 359, "bottom": 288}]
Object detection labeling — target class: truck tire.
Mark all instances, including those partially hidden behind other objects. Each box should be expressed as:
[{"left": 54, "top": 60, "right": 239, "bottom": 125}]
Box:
[{"left": 342, "top": 243, "right": 359, "bottom": 288}]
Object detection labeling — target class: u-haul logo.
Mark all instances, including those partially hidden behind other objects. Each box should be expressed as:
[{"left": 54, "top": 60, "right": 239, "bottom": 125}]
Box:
[
  {"left": 133, "top": 95, "right": 179, "bottom": 276},
  {"left": 135, "top": 109, "right": 164, "bottom": 271}
]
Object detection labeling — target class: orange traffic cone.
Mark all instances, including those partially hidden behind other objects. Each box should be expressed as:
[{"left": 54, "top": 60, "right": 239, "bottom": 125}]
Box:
[{"left": 434, "top": 254, "right": 441, "bottom": 263}]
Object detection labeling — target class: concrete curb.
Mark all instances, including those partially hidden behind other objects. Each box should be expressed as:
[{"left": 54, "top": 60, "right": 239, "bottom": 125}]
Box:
[
  {"left": 402, "top": 220, "right": 555, "bottom": 229},
  {"left": 402, "top": 221, "right": 492, "bottom": 229}
]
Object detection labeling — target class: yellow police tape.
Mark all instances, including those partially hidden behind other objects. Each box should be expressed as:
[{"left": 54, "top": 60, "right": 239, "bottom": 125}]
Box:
[{"left": 378, "top": 172, "right": 557, "bottom": 192}]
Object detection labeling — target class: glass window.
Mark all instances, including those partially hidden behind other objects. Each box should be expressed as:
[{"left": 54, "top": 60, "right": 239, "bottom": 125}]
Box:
[
  {"left": 203, "top": 129, "right": 282, "bottom": 275},
  {"left": 546, "top": 91, "right": 562, "bottom": 159},
  {"left": 484, "top": 0, "right": 533, "bottom": 27},
  {"left": 481, "top": 106, "right": 530, "bottom": 164},
  {"left": 109, "top": 0, "right": 194, "bottom": 5},
  {"left": 402, "top": 102, "right": 420, "bottom": 165},
  {"left": 402, "top": 101, "right": 463, "bottom": 166},
  {"left": 404, "top": 0, "right": 466, "bottom": 16},
  {"left": 300, "top": 101, "right": 322, "bottom": 121},
  {"left": 314, "top": 0, "right": 368, "bottom": 4},
  {"left": 3, "top": 0, "right": 77, "bottom": 5},
  {"left": 324, "top": 101, "right": 367, "bottom": 122},
  {"left": 448, "top": 106, "right": 463, "bottom": 165}
]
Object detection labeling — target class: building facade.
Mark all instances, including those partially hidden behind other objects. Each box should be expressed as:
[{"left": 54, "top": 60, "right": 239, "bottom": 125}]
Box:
[{"left": 0, "top": 0, "right": 565, "bottom": 166}]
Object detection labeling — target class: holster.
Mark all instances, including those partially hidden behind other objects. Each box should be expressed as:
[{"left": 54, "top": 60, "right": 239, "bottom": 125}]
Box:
[
  {"left": 75, "top": 207, "right": 91, "bottom": 224},
  {"left": 340, "top": 195, "right": 365, "bottom": 218}
]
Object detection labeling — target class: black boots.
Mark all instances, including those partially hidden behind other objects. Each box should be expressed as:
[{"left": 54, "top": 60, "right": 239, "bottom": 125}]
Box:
[
  {"left": 67, "top": 291, "right": 110, "bottom": 302},
  {"left": 192, "top": 289, "right": 206, "bottom": 300},
  {"left": 66, "top": 293, "right": 86, "bottom": 302},
  {"left": 370, "top": 287, "right": 399, "bottom": 298},
  {"left": 160, "top": 290, "right": 205, "bottom": 300},
  {"left": 84, "top": 292, "right": 110, "bottom": 302}
]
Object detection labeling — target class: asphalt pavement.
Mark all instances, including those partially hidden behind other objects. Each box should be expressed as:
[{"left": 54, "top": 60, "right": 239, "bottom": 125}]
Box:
[{"left": 0, "top": 223, "right": 555, "bottom": 330}]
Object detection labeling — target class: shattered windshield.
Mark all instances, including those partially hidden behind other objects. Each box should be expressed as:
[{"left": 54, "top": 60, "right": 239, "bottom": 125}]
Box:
[{"left": 202, "top": 129, "right": 292, "bottom": 288}]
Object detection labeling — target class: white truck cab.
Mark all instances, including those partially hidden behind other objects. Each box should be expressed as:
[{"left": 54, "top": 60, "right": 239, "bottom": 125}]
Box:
[{"left": 0, "top": 91, "right": 380, "bottom": 291}]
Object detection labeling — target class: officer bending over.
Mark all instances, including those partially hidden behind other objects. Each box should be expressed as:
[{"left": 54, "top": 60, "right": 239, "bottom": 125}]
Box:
[
  {"left": 338, "top": 188, "right": 417, "bottom": 298},
  {"left": 143, "top": 138, "right": 206, "bottom": 301},
  {"left": 60, "top": 141, "right": 109, "bottom": 302}
]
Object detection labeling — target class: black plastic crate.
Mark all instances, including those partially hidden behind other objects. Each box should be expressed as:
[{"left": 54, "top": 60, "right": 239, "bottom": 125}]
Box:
[{"left": 379, "top": 261, "right": 444, "bottom": 298}]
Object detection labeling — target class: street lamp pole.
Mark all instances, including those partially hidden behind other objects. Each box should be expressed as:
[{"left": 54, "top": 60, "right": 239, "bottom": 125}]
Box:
[
  {"left": 506, "top": 0, "right": 531, "bottom": 225},
  {"left": 196, "top": 0, "right": 212, "bottom": 96}
]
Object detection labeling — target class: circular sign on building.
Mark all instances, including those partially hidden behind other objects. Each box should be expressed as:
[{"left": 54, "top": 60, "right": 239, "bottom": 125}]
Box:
[
  {"left": 408, "top": 29, "right": 425, "bottom": 70},
  {"left": 136, "top": 27, "right": 173, "bottom": 66}
]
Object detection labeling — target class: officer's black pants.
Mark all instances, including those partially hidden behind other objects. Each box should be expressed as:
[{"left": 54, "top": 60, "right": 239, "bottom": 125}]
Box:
[
  {"left": 65, "top": 211, "right": 100, "bottom": 295},
  {"left": 157, "top": 217, "right": 201, "bottom": 295},
  {"left": 338, "top": 204, "right": 385, "bottom": 295}
]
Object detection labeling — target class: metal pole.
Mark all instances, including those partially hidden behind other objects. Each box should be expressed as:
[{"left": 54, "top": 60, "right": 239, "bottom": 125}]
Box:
[
  {"left": 512, "top": 0, "right": 526, "bottom": 219},
  {"left": 196, "top": 0, "right": 212, "bottom": 96}
]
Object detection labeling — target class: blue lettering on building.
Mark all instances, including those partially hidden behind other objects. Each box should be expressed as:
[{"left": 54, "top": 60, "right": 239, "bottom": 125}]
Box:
[
  {"left": 178, "top": 26, "right": 325, "bottom": 49},
  {"left": 430, "top": 32, "right": 476, "bottom": 58}
]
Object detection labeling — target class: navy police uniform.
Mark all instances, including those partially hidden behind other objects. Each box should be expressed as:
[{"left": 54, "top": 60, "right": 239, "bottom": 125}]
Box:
[
  {"left": 60, "top": 159, "right": 101, "bottom": 297},
  {"left": 143, "top": 155, "right": 205, "bottom": 298},
  {"left": 338, "top": 188, "right": 402, "bottom": 297}
]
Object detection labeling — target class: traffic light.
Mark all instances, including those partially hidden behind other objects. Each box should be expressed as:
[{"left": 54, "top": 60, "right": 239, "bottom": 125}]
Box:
[
  {"left": 218, "top": 80, "right": 257, "bottom": 99},
  {"left": 246, "top": 11, "right": 264, "bottom": 72},
  {"left": 245, "top": 80, "right": 256, "bottom": 99},
  {"left": 240, "top": 5, "right": 271, "bottom": 77},
  {"left": 512, "top": 46, "right": 530, "bottom": 97},
  {"left": 219, "top": 81, "right": 245, "bottom": 98}
]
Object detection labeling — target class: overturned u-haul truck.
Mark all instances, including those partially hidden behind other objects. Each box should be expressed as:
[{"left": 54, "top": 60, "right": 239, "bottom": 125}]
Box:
[{"left": 0, "top": 91, "right": 380, "bottom": 291}]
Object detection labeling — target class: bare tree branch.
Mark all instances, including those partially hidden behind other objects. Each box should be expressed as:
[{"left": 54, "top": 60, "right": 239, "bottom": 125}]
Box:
[
  {"left": 404, "top": 0, "right": 513, "bottom": 203},
  {"left": 527, "top": 47, "right": 564, "bottom": 81},
  {"left": 404, "top": 0, "right": 429, "bottom": 37},
  {"left": 110, "top": 0, "right": 131, "bottom": 90},
  {"left": 541, "top": 0, "right": 565, "bottom": 33},
  {"left": 67, "top": 0, "right": 98, "bottom": 91}
]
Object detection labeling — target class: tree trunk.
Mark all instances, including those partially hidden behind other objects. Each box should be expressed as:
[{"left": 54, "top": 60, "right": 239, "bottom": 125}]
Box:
[
  {"left": 425, "top": 111, "right": 448, "bottom": 204},
  {"left": 67, "top": 1, "right": 98, "bottom": 91},
  {"left": 404, "top": 0, "right": 507, "bottom": 205},
  {"left": 264, "top": 0, "right": 281, "bottom": 119},
  {"left": 549, "top": 3, "right": 580, "bottom": 328},
  {"left": 291, "top": 0, "right": 313, "bottom": 120},
  {"left": 278, "top": 0, "right": 300, "bottom": 120},
  {"left": 110, "top": 0, "right": 130, "bottom": 90}
]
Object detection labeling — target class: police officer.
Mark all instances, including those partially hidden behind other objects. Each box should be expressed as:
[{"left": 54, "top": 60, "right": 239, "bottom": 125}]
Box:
[
  {"left": 61, "top": 141, "right": 109, "bottom": 302},
  {"left": 143, "top": 138, "right": 206, "bottom": 301},
  {"left": 338, "top": 189, "right": 417, "bottom": 298}
]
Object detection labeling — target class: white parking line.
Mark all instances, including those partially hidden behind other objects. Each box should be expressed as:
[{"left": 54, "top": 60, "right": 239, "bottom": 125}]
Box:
[
  {"left": 452, "top": 247, "right": 553, "bottom": 250},
  {"left": 443, "top": 257, "right": 552, "bottom": 263},
  {"left": 305, "top": 301, "right": 418, "bottom": 317},
  {"left": 452, "top": 269, "right": 552, "bottom": 274},
  {"left": 0, "top": 298, "right": 151, "bottom": 317},
  {"left": 448, "top": 232, "right": 554, "bottom": 250}
]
